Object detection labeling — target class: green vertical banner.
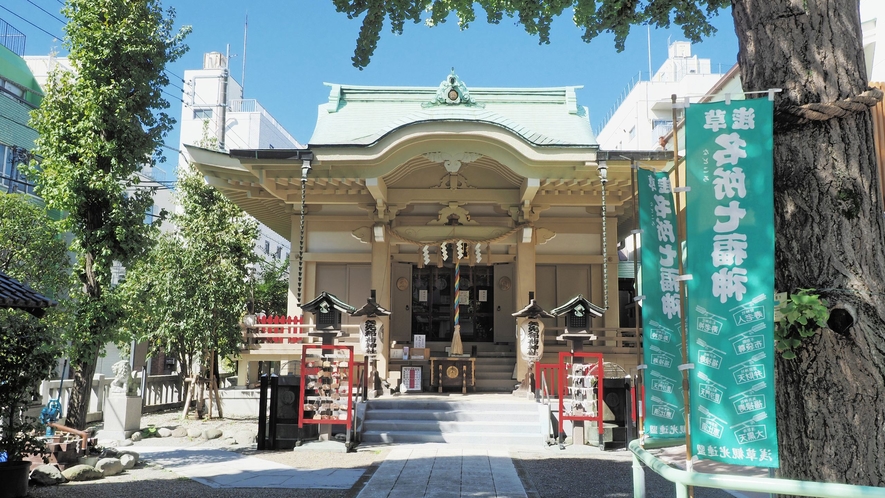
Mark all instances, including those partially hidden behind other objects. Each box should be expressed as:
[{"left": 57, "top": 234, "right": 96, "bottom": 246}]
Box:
[
  {"left": 685, "top": 99, "right": 778, "bottom": 467},
  {"left": 638, "top": 168, "right": 685, "bottom": 438}
]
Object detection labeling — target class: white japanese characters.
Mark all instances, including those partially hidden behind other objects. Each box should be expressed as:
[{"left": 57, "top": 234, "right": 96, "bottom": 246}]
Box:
[{"left": 704, "top": 107, "right": 755, "bottom": 304}]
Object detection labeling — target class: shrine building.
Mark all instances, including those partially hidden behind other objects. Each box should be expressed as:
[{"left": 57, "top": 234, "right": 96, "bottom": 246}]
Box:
[{"left": 186, "top": 70, "right": 671, "bottom": 390}]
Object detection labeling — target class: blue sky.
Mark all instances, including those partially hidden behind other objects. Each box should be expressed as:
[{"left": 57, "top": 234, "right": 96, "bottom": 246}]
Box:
[{"left": 12, "top": 1, "right": 738, "bottom": 150}]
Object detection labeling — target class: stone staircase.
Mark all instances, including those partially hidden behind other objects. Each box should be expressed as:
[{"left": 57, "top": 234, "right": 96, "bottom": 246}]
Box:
[
  {"left": 360, "top": 397, "right": 542, "bottom": 446},
  {"left": 474, "top": 354, "right": 517, "bottom": 392}
]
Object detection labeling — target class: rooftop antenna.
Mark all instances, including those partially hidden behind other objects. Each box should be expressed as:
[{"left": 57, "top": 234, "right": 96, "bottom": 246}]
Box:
[
  {"left": 242, "top": 13, "right": 248, "bottom": 95},
  {"left": 647, "top": 25, "right": 652, "bottom": 80}
]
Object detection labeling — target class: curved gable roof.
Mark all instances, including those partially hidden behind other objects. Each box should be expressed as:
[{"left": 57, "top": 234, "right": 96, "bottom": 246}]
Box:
[{"left": 309, "top": 76, "right": 597, "bottom": 148}]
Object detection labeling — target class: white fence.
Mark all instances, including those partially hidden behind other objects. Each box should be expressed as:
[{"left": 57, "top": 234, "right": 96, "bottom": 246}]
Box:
[
  {"left": 36, "top": 375, "right": 111, "bottom": 423},
  {"left": 32, "top": 374, "right": 187, "bottom": 422}
]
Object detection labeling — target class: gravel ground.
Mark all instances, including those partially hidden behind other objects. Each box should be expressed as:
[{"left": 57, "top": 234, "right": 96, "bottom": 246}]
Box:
[{"left": 27, "top": 410, "right": 735, "bottom": 498}]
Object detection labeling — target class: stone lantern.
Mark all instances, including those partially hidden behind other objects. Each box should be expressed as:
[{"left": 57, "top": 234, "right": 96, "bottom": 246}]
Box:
[
  {"left": 301, "top": 291, "right": 355, "bottom": 345},
  {"left": 551, "top": 294, "right": 605, "bottom": 352},
  {"left": 512, "top": 292, "right": 554, "bottom": 396},
  {"left": 350, "top": 289, "right": 391, "bottom": 397}
]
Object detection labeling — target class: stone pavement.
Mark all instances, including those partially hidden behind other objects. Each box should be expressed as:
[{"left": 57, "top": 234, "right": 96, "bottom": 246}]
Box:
[
  {"left": 356, "top": 444, "right": 527, "bottom": 498},
  {"left": 135, "top": 446, "right": 366, "bottom": 490}
]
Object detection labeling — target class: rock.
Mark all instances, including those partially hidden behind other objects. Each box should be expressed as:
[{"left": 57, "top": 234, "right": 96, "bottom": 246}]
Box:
[
  {"left": 234, "top": 430, "right": 256, "bottom": 445},
  {"left": 30, "top": 464, "right": 67, "bottom": 486},
  {"left": 204, "top": 428, "right": 223, "bottom": 440},
  {"left": 130, "top": 431, "right": 143, "bottom": 442},
  {"left": 116, "top": 439, "right": 133, "bottom": 447},
  {"left": 99, "top": 448, "right": 120, "bottom": 459},
  {"left": 95, "top": 458, "right": 124, "bottom": 477},
  {"left": 171, "top": 427, "right": 187, "bottom": 438},
  {"left": 157, "top": 427, "right": 173, "bottom": 437},
  {"left": 117, "top": 450, "right": 140, "bottom": 464},
  {"left": 61, "top": 464, "right": 104, "bottom": 482},
  {"left": 120, "top": 454, "right": 137, "bottom": 469},
  {"left": 186, "top": 428, "right": 203, "bottom": 439}
]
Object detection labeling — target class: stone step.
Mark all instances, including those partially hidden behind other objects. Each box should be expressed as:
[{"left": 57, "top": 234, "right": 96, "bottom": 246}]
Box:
[
  {"left": 361, "top": 430, "right": 541, "bottom": 446},
  {"left": 474, "top": 380, "right": 519, "bottom": 392},
  {"left": 361, "top": 397, "right": 541, "bottom": 446},
  {"left": 364, "top": 408, "right": 535, "bottom": 422},
  {"left": 363, "top": 419, "right": 536, "bottom": 434}
]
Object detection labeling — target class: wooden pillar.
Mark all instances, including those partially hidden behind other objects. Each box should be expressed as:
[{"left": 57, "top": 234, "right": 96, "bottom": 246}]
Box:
[
  {"left": 371, "top": 232, "right": 392, "bottom": 380},
  {"left": 515, "top": 232, "right": 536, "bottom": 380},
  {"left": 604, "top": 214, "right": 619, "bottom": 329}
]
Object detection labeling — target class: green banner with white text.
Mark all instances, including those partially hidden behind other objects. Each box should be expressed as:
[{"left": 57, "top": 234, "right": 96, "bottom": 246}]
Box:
[
  {"left": 637, "top": 168, "right": 685, "bottom": 438},
  {"left": 685, "top": 99, "right": 779, "bottom": 468}
]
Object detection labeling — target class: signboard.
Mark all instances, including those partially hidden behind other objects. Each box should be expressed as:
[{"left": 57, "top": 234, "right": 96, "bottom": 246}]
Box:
[
  {"left": 637, "top": 168, "right": 685, "bottom": 438},
  {"left": 402, "top": 367, "right": 422, "bottom": 392},
  {"left": 685, "top": 98, "right": 778, "bottom": 467}
]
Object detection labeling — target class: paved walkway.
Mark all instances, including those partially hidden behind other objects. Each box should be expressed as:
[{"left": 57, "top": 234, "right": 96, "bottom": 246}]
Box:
[
  {"left": 135, "top": 446, "right": 366, "bottom": 489},
  {"left": 357, "top": 444, "right": 526, "bottom": 498}
]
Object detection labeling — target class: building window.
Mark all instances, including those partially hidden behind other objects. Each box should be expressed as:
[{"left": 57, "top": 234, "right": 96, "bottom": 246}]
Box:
[
  {"left": 194, "top": 108, "right": 213, "bottom": 120},
  {"left": 264, "top": 241, "right": 270, "bottom": 254},
  {"left": 0, "top": 144, "right": 35, "bottom": 195},
  {"left": 275, "top": 246, "right": 282, "bottom": 260}
]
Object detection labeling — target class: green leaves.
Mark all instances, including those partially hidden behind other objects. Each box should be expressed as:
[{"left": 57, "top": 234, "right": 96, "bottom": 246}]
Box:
[
  {"left": 0, "top": 310, "right": 62, "bottom": 461},
  {"left": 774, "top": 288, "right": 829, "bottom": 360},
  {"left": 333, "top": 0, "right": 730, "bottom": 69},
  {"left": 119, "top": 168, "right": 258, "bottom": 379},
  {"left": 27, "top": 0, "right": 189, "bottom": 427}
]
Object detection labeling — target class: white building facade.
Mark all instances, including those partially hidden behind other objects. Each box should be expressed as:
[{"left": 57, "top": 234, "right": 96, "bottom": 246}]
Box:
[
  {"left": 178, "top": 52, "right": 299, "bottom": 264},
  {"left": 596, "top": 41, "right": 724, "bottom": 151}
]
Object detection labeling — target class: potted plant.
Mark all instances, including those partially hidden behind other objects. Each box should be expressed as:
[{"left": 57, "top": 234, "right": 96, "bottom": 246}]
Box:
[{"left": 0, "top": 311, "right": 60, "bottom": 498}]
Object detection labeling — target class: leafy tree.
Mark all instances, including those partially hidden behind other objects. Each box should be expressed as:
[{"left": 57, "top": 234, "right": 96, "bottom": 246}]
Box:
[
  {"left": 332, "top": 0, "right": 885, "bottom": 486},
  {"left": 0, "top": 193, "right": 71, "bottom": 305},
  {"left": 28, "top": 0, "right": 189, "bottom": 429},
  {"left": 120, "top": 168, "right": 258, "bottom": 389},
  {"left": 253, "top": 258, "right": 290, "bottom": 317}
]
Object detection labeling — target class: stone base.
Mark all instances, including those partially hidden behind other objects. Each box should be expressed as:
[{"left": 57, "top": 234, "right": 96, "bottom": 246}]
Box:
[{"left": 100, "top": 395, "right": 141, "bottom": 440}]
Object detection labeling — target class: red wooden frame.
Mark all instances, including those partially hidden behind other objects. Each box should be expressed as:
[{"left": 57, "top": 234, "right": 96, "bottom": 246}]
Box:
[
  {"left": 558, "top": 352, "right": 605, "bottom": 440},
  {"left": 257, "top": 315, "right": 303, "bottom": 343},
  {"left": 299, "top": 345, "right": 354, "bottom": 430}
]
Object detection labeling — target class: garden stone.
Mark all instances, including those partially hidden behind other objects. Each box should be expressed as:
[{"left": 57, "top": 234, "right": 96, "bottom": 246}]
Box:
[
  {"left": 157, "top": 427, "right": 173, "bottom": 437},
  {"left": 30, "top": 464, "right": 67, "bottom": 486},
  {"left": 187, "top": 428, "right": 203, "bottom": 439},
  {"left": 62, "top": 464, "right": 103, "bottom": 481},
  {"left": 120, "top": 453, "right": 137, "bottom": 469},
  {"left": 234, "top": 430, "right": 256, "bottom": 445},
  {"left": 171, "top": 427, "right": 187, "bottom": 438},
  {"left": 117, "top": 450, "right": 139, "bottom": 463},
  {"left": 205, "top": 428, "right": 223, "bottom": 440},
  {"left": 99, "top": 448, "right": 120, "bottom": 458},
  {"left": 130, "top": 431, "right": 143, "bottom": 442},
  {"left": 95, "top": 458, "right": 124, "bottom": 476}
]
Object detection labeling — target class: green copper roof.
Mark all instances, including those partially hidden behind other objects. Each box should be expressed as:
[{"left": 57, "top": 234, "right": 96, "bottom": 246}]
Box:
[
  {"left": 0, "top": 45, "right": 43, "bottom": 106},
  {"left": 309, "top": 71, "right": 596, "bottom": 148}
]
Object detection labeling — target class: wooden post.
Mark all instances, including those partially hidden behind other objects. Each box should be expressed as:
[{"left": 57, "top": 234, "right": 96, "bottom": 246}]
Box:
[
  {"left": 181, "top": 377, "right": 194, "bottom": 419},
  {"left": 207, "top": 353, "right": 215, "bottom": 419}
]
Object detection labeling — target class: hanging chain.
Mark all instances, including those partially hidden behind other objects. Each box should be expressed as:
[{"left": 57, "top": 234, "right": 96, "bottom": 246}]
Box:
[
  {"left": 298, "top": 172, "right": 307, "bottom": 304},
  {"left": 600, "top": 169, "right": 609, "bottom": 311}
]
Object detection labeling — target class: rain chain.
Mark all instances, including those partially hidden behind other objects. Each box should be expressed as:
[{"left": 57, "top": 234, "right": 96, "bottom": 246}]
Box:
[
  {"left": 297, "top": 162, "right": 310, "bottom": 303},
  {"left": 599, "top": 162, "right": 609, "bottom": 311}
]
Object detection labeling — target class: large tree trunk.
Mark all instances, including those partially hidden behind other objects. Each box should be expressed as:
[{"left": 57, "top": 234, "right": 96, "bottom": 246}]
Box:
[
  {"left": 65, "top": 251, "right": 103, "bottom": 430},
  {"left": 732, "top": 0, "right": 885, "bottom": 485},
  {"left": 65, "top": 358, "right": 98, "bottom": 430}
]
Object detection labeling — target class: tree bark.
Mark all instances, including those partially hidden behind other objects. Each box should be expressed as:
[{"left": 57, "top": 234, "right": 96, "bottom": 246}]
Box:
[
  {"left": 65, "top": 357, "right": 98, "bottom": 430},
  {"left": 732, "top": 0, "right": 885, "bottom": 486}
]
